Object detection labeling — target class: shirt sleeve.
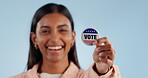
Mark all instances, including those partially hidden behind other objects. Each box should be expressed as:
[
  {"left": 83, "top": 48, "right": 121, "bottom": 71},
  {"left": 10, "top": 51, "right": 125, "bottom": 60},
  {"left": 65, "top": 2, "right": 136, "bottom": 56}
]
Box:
[
  {"left": 83, "top": 64, "right": 121, "bottom": 78},
  {"left": 9, "top": 72, "right": 25, "bottom": 78}
]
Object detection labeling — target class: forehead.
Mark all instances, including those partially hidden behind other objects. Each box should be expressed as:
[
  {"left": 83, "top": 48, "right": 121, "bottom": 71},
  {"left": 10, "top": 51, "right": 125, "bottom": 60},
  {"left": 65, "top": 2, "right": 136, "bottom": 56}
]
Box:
[{"left": 37, "top": 13, "right": 71, "bottom": 27}]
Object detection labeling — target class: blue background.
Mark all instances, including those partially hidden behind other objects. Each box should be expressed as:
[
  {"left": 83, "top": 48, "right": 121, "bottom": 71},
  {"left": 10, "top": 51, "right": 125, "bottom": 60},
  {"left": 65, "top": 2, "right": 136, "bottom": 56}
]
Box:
[{"left": 0, "top": 0, "right": 148, "bottom": 78}]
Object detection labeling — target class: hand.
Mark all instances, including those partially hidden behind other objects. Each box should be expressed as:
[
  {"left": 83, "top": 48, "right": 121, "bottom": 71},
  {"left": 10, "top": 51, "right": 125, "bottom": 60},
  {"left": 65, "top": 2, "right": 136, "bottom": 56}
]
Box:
[{"left": 93, "top": 37, "right": 115, "bottom": 74}]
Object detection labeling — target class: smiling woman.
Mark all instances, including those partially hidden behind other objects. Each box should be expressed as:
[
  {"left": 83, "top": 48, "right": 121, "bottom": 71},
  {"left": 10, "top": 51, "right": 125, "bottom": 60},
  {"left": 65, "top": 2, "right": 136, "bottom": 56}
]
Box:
[
  {"left": 32, "top": 13, "right": 76, "bottom": 74},
  {"left": 9, "top": 3, "right": 121, "bottom": 78}
]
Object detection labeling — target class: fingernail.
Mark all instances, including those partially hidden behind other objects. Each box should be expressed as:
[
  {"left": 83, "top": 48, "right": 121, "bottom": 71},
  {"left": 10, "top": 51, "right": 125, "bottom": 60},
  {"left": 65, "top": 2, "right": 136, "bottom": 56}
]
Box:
[{"left": 93, "top": 40, "right": 97, "bottom": 45}]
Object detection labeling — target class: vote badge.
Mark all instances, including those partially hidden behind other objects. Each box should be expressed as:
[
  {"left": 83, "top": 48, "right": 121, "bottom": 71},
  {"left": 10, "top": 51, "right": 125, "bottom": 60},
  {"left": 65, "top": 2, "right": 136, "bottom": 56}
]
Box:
[{"left": 81, "top": 28, "right": 99, "bottom": 46}]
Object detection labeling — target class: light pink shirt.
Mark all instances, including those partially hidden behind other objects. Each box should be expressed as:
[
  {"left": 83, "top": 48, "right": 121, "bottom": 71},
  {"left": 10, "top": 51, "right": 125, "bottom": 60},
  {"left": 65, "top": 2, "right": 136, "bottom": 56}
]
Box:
[{"left": 10, "top": 62, "right": 121, "bottom": 78}]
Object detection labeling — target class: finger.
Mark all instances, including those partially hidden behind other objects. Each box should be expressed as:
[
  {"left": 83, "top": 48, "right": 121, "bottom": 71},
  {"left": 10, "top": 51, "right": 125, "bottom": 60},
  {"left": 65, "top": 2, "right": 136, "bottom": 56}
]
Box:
[
  {"left": 107, "top": 59, "right": 113, "bottom": 66},
  {"left": 94, "top": 46, "right": 115, "bottom": 56},
  {"left": 98, "top": 47, "right": 115, "bottom": 53},
  {"left": 97, "top": 44, "right": 112, "bottom": 52},
  {"left": 93, "top": 47, "right": 111, "bottom": 56},
  {"left": 97, "top": 46, "right": 115, "bottom": 55},
  {"left": 96, "top": 37, "right": 111, "bottom": 47},
  {"left": 99, "top": 56, "right": 114, "bottom": 66},
  {"left": 96, "top": 39, "right": 116, "bottom": 53},
  {"left": 99, "top": 51, "right": 114, "bottom": 60},
  {"left": 98, "top": 58, "right": 113, "bottom": 67},
  {"left": 94, "top": 50, "right": 115, "bottom": 63},
  {"left": 93, "top": 48, "right": 101, "bottom": 62}
]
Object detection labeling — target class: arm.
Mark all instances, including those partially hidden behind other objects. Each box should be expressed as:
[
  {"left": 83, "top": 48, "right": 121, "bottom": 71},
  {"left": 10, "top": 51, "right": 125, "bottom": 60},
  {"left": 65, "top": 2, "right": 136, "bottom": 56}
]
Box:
[{"left": 93, "top": 37, "right": 120, "bottom": 76}]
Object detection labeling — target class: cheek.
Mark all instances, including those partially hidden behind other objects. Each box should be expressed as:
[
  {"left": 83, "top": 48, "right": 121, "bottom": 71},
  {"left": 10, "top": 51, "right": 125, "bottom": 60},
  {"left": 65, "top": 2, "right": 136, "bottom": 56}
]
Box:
[
  {"left": 64, "top": 35, "right": 73, "bottom": 51},
  {"left": 37, "top": 36, "right": 48, "bottom": 49},
  {"left": 63, "top": 33, "right": 73, "bottom": 42},
  {"left": 37, "top": 38, "right": 48, "bottom": 56}
]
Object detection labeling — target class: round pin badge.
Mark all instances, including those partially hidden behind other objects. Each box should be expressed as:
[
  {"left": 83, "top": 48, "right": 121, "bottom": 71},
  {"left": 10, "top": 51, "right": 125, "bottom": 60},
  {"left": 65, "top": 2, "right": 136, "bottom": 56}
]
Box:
[{"left": 81, "top": 28, "right": 99, "bottom": 46}]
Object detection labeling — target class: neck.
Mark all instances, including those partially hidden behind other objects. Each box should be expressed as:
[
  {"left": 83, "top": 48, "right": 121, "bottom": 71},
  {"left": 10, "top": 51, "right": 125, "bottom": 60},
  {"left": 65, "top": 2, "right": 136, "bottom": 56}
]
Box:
[{"left": 40, "top": 57, "right": 69, "bottom": 74}]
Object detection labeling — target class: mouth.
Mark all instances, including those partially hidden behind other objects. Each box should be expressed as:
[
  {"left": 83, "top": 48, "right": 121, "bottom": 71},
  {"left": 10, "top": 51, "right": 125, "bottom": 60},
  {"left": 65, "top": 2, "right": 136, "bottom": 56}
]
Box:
[
  {"left": 47, "top": 46, "right": 64, "bottom": 54},
  {"left": 48, "top": 46, "right": 63, "bottom": 50}
]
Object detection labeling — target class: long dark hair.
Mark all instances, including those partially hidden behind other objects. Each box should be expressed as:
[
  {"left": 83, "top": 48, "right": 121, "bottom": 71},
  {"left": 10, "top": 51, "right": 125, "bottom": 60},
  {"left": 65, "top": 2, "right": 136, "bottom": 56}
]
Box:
[{"left": 27, "top": 3, "right": 80, "bottom": 70}]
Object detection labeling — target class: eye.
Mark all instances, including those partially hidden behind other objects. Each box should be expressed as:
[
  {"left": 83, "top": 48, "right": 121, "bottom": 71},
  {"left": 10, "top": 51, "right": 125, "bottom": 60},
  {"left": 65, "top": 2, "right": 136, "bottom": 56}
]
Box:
[
  {"left": 41, "top": 29, "right": 50, "bottom": 34},
  {"left": 59, "top": 29, "right": 68, "bottom": 32}
]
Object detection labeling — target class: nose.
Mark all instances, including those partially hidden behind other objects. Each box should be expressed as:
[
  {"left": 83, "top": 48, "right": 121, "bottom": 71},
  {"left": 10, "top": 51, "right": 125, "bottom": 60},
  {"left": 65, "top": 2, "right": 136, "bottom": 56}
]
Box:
[{"left": 49, "top": 31, "right": 59, "bottom": 44}]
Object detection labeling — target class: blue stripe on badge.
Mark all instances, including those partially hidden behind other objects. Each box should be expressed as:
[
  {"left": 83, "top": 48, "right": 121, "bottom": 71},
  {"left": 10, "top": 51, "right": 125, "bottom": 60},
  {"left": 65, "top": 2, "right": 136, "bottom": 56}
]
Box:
[{"left": 83, "top": 28, "right": 98, "bottom": 34}]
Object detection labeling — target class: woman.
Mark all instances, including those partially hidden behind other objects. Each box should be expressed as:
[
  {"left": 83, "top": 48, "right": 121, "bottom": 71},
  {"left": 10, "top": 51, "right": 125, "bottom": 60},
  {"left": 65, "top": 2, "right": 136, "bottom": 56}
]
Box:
[{"left": 10, "top": 3, "right": 121, "bottom": 78}]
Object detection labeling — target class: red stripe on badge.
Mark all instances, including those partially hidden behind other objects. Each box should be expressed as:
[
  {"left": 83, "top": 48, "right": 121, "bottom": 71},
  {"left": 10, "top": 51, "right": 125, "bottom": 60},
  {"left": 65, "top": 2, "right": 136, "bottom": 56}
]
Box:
[{"left": 83, "top": 40, "right": 95, "bottom": 45}]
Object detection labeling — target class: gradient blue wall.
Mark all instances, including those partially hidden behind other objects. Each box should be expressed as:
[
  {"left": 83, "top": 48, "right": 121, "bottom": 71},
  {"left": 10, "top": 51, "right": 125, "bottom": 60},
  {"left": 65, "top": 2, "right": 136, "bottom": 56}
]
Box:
[{"left": 0, "top": 0, "right": 148, "bottom": 78}]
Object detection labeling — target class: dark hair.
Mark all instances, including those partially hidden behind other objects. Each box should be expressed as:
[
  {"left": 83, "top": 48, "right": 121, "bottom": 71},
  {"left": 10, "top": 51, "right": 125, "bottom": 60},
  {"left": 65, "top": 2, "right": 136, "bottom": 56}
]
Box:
[{"left": 27, "top": 3, "right": 80, "bottom": 70}]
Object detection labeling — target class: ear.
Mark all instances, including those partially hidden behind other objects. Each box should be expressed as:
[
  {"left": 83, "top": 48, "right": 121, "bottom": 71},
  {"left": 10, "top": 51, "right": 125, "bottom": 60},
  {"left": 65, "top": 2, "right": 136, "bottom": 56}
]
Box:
[
  {"left": 72, "top": 31, "right": 76, "bottom": 44},
  {"left": 30, "top": 32, "right": 37, "bottom": 45}
]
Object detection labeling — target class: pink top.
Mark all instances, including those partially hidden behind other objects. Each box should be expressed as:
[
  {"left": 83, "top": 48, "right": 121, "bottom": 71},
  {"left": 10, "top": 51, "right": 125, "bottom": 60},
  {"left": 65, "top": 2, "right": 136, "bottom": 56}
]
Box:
[{"left": 10, "top": 62, "right": 121, "bottom": 78}]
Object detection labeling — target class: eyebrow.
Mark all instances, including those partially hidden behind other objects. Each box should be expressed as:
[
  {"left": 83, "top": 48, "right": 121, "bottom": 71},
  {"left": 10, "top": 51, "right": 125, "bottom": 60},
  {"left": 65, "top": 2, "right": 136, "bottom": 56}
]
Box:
[
  {"left": 40, "top": 24, "right": 68, "bottom": 29},
  {"left": 40, "top": 26, "right": 50, "bottom": 29},
  {"left": 57, "top": 24, "right": 68, "bottom": 28}
]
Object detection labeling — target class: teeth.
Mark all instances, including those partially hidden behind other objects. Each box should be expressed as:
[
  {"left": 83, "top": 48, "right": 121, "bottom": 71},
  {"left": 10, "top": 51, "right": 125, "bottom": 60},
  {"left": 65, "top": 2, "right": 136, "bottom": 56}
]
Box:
[{"left": 48, "top": 46, "right": 62, "bottom": 50}]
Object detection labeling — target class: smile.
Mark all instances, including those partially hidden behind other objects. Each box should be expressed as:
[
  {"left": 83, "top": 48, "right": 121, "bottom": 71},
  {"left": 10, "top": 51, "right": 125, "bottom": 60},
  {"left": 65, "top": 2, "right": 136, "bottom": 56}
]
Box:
[{"left": 48, "top": 46, "right": 63, "bottom": 50}]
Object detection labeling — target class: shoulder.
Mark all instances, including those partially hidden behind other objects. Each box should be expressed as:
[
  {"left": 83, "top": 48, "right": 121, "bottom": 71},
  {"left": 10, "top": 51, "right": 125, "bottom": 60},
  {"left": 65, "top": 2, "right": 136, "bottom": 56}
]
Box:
[
  {"left": 9, "top": 70, "right": 39, "bottom": 78},
  {"left": 9, "top": 64, "right": 40, "bottom": 78},
  {"left": 9, "top": 72, "right": 26, "bottom": 78}
]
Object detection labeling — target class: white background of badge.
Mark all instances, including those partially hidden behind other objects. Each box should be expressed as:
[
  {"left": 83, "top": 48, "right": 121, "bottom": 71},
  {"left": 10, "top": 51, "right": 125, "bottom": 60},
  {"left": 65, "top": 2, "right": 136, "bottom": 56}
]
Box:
[{"left": 0, "top": 0, "right": 148, "bottom": 78}]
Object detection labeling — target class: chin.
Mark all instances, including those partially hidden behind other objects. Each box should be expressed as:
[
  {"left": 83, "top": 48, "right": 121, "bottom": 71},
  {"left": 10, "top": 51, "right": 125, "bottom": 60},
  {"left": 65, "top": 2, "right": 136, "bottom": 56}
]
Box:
[{"left": 46, "top": 55, "right": 66, "bottom": 63}]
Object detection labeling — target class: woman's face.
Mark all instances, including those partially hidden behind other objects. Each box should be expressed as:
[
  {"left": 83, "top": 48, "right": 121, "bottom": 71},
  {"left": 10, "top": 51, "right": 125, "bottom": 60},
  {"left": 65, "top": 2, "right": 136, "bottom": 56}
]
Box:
[{"left": 31, "top": 13, "right": 75, "bottom": 62}]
